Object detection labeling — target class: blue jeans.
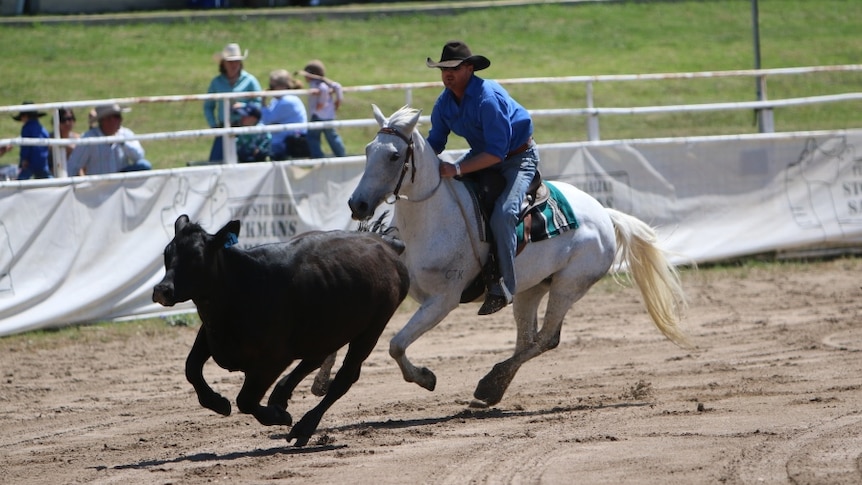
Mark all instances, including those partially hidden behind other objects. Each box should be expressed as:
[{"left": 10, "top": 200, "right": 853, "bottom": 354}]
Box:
[
  {"left": 307, "top": 114, "right": 346, "bottom": 158},
  {"left": 209, "top": 136, "right": 224, "bottom": 162},
  {"left": 484, "top": 145, "right": 539, "bottom": 298},
  {"left": 17, "top": 167, "right": 52, "bottom": 180},
  {"left": 120, "top": 159, "right": 152, "bottom": 172}
]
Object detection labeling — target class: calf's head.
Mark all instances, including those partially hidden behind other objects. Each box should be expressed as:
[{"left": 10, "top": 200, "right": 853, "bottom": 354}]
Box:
[{"left": 152, "top": 214, "right": 240, "bottom": 306}]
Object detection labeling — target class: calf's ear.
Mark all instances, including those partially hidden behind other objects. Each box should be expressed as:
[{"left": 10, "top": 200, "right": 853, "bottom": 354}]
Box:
[
  {"left": 175, "top": 214, "right": 191, "bottom": 234},
  {"left": 214, "top": 220, "right": 241, "bottom": 249}
]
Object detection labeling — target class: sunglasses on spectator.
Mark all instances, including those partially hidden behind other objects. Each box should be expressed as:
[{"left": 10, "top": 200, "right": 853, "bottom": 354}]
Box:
[{"left": 60, "top": 117, "right": 76, "bottom": 122}]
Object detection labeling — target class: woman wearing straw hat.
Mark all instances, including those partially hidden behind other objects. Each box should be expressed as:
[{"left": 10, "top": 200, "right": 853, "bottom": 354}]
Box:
[{"left": 203, "top": 43, "right": 262, "bottom": 162}]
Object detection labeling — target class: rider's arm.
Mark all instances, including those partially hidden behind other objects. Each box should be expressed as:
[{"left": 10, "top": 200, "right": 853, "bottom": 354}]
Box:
[{"left": 439, "top": 152, "right": 501, "bottom": 179}]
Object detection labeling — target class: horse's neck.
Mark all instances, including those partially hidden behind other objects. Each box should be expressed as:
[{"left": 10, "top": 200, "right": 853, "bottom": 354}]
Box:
[
  {"left": 401, "top": 131, "right": 442, "bottom": 200},
  {"left": 393, "top": 132, "right": 479, "bottom": 244}
]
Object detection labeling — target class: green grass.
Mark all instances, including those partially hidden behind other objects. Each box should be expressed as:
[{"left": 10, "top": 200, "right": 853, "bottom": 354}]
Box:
[{"left": 1, "top": 0, "right": 860, "bottom": 169}]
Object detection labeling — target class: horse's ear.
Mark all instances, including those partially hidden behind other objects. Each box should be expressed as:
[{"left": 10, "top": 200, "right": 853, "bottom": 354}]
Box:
[
  {"left": 371, "top": 104, "right": 386, "bottom": 127},
  {"left": 407, "top": 108, "right": 422, "bottom": 132}
]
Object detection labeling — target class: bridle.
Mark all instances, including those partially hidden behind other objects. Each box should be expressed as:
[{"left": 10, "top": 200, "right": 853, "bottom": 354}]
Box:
[
  {"left": 378, "top": 126, "right": 441, "bottom": 203},
  {"left": 377, "top": 125, "right": 483, "bottom": 270}
]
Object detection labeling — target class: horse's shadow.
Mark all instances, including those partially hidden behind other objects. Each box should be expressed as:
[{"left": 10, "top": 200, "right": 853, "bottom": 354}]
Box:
[{"left": 112, "top": 401, "right": 650, "bottom": 470}]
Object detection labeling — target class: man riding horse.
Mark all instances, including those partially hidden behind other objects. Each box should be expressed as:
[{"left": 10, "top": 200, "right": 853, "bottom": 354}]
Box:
[{"left": 427, "top": 40, "right": 539, "bottom": 315}]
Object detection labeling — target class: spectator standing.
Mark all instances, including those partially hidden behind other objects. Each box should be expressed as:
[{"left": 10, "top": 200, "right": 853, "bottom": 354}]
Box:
[
  {"left": 426, "top": 41, "right": 538, "bottom": 315},
  {"left": 262, "top": 69, "right": 310, "bottom": 160},
  {"left": 48, "top": 107, "right": 81, "bottom": 174},
  {"left": 13, "top": 101, "right": 51, "bottom": 180},
  {"left": 299, "top": 60, "right": 346, "bottom": 158},
  {"left": 234, "top": 103, "right": 271, "bottom": 163},
  {"left": 204, "top": 43, "right": 262, "bottom": 162},
  {"left": 67, "top": 104, "right": 152, "bottom": 175}
]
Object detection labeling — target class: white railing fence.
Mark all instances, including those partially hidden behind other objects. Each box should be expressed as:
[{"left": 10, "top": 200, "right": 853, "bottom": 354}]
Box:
[{"left": 1, "top": 64, "right": 860, "bottom": 177}]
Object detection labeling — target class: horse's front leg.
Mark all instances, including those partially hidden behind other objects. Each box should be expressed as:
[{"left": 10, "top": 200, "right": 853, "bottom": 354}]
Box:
[
  {"left": 186, "top": 326, "right": 231, "bottom": 416},
  {"left": 311, "top": 352, "right": 337, "bottom": 397},
  {"left": 389, "top": 295, "right": 457, "bottom": 391}
]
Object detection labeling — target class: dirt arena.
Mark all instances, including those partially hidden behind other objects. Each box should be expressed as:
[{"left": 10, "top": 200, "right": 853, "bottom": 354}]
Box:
[{"left": 2, "top": 258, "right": 861, "bottom": 484}]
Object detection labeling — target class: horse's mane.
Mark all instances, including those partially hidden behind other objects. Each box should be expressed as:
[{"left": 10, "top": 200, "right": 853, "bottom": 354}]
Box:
[{"left": 386, "top": 105, "right": 421, "bottom": 132}]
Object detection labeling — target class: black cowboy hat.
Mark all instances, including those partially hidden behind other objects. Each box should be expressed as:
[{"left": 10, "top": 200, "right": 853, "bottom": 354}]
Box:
[
  {"left": 426, "top": 41, "right": 491, "bottom": 71},
  {"left": 12, "top": 101, "right": 47, "bottom": 121}
]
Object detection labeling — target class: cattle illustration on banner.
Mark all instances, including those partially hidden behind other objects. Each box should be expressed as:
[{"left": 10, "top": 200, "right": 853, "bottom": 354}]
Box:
[{"left": 784, "top": 136, "right": 862, "bottom": 240}]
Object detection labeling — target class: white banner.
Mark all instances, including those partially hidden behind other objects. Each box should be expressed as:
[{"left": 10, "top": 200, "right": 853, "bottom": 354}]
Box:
[{"left": 2, "top": 130, "right": 861, "bottom": 336}]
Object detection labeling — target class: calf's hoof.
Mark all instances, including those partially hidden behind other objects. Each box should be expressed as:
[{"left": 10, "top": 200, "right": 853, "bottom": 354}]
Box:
[
  {"left": 286, "top": 429, "right": 311, "bottom": 448},
  {"left": 254, "top": 405, "right": 293, "bottom": 426},
  {"left": 201, "top": 394, "right": 231, "bottom": 416}
]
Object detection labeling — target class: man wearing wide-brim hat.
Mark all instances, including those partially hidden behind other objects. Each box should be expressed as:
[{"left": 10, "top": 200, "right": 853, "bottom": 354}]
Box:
[
  {"left": 426, "top": 40, "right": 538, "bottom": 315},
  {"left": 11, "top": 101, "right": 52, "bottom": 180},
  {"left": 67, "top": 103, "right": 152, "bottom": 175}
]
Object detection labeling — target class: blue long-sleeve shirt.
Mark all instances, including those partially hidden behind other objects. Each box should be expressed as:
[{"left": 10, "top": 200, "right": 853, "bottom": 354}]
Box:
[
  {"left": 203, "top": 70, "right": 262, "bottom": 128},
  {"left": 19, "top": 119, "right": 50, "bottom": 173},
  {"left": 427, "top": 75, "right": 533, "bottom": 160}
]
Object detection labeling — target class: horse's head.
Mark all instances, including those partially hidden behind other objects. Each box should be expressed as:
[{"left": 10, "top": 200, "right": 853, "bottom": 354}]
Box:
[{"left": 348, "top": 105, "right": 423, "bottom": 221}]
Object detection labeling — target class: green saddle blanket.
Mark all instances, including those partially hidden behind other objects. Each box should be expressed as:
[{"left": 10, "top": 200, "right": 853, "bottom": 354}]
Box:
[{"left": 515, "top": 182, "right": 579, "bottom": 249}]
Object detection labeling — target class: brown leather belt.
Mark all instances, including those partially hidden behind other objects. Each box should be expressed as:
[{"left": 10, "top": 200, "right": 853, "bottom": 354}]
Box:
[{"left": 507, "top": 137, "right": 533, "bottom": 158}]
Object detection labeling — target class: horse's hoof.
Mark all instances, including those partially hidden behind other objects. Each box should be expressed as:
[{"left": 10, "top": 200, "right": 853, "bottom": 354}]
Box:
[
  {"left": 311, "top": 379, "right": 330, "bottom": 397},
  {"left": 417, "top": 367, "right": 437, "bottom": 391},
  {"left": 473, "top": 377, "right": 505, "bottom": 406}
]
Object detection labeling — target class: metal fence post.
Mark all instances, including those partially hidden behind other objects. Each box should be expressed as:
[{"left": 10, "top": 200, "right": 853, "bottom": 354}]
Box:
[
  {"left": 586, "top": 81, "right": 600, "bottom": 141},
  {"left": 222, "top": 97, "right": 237, "bottom": 164},
  {"left": 757, "top": 76, "right": 774, "bottom": 133}
]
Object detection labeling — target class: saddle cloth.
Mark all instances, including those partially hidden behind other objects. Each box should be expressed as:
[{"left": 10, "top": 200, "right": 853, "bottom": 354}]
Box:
[{"left": 466, "top": 180, "right": 580, "bottom": 251}]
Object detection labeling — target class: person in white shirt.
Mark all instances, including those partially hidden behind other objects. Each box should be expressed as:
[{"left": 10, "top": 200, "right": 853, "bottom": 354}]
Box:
[
  {"left": 299, "top": 60, "right": 346, "bottom": 158},
  {"left": 67, "top": 104, "right": 151, "bottom": 176}
]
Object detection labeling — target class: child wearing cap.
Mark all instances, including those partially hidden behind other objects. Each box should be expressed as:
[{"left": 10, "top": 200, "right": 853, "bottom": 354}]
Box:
[
  {"left": 234, "top": 103, "right": 271, "bottom": 163},
  {"left": 12, "top": 101, "right": 52, "bottom": 180}
]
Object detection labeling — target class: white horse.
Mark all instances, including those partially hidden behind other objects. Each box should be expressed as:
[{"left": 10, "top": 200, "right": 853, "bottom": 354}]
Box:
[{"left": 348, "top": 105, "right": 689, "bottom": 408}]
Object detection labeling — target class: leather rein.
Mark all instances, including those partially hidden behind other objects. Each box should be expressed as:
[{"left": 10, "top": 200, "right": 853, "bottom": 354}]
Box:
[{"left": 378, "top": 126, "right": 441, "bottom": 203}]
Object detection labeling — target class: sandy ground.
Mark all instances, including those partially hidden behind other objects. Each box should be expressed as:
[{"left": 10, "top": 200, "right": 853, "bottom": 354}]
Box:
[{"left": 2, "top": 258, "right": 862, "bottom": 484}]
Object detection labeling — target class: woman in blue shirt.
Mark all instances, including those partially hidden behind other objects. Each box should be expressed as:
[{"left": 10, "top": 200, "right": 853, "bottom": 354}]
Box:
[
  {"left": 427, "top": 41, "right": 538, "bottom": 315},
  {"left": 204, "top": 43, "right": 262, "bottom": 162}
]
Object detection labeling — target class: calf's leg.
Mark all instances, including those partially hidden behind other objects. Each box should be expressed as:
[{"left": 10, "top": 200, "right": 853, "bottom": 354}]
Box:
[
  {"left": 186, "top": 327, "right": 231, "bottom": 416},
  {"left": 268, "top": 357, "right": 326, "bottom": 410},
  {"left": 287, "top": 333, "right": 379, "bottom": 447},
  {"left": 236, "top": 367, "right": 293, "bottom": 426}
]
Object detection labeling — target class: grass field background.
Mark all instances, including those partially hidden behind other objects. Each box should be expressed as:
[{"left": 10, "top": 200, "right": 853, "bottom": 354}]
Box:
[{"left": 0, "top": 0, "right": 860, "bottom": 169}]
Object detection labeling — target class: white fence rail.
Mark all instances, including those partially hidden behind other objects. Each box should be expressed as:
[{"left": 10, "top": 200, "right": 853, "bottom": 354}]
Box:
[{"left": 1, "top": 64, "right": 860, "bottom": 176}]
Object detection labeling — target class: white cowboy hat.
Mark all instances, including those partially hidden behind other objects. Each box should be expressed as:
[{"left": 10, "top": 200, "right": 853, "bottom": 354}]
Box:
[
  {"left": 95, "top": 103, "right": 131, "bottom": 121},
  {"left": 216, "top": 43, "right": 248, "bottom": 62}
]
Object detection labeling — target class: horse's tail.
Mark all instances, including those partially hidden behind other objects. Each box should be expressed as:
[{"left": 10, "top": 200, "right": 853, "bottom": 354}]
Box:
[{"left": 606, "top": 208, "right": 692, "bottom": 349}]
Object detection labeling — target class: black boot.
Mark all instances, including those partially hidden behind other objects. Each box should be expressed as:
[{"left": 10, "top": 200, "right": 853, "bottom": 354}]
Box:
[{"left": 479, "top": 292, "right": 510, "bottom": 315}]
